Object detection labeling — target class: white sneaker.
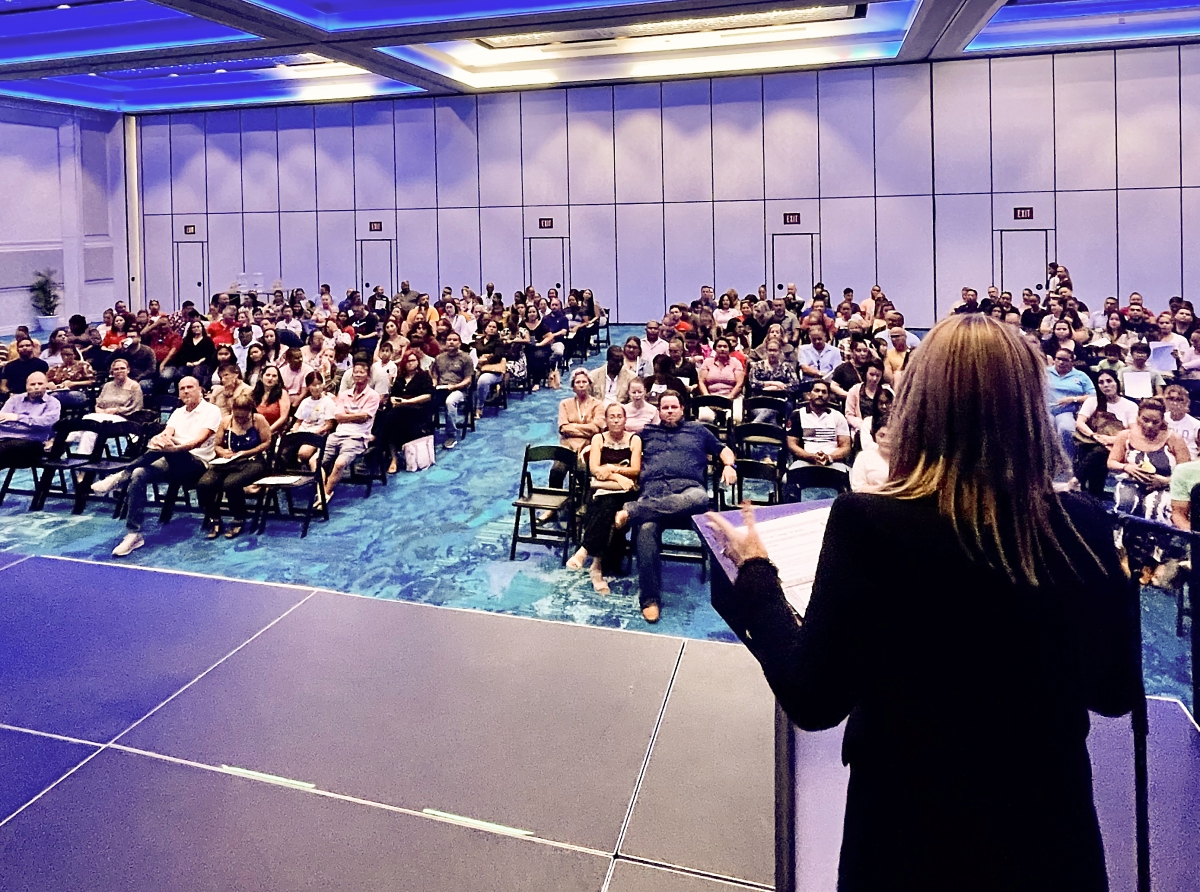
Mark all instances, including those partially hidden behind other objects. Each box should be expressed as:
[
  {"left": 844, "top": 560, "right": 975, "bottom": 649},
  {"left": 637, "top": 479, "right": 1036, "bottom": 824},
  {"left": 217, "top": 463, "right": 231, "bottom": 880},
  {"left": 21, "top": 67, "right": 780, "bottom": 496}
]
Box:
[
  {"left": 91, "top": 473, "right": 124, "bottom": 495},
  {"left": 112, "top": 532, "right": 144, "bottom": 557}
]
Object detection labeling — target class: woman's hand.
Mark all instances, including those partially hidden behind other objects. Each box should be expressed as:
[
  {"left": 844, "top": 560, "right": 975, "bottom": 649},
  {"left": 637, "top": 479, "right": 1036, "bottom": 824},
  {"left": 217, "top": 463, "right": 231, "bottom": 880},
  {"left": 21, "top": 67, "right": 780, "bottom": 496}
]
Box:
[{"left": 705, "top": 502, "right": 770, "bottom": 567}]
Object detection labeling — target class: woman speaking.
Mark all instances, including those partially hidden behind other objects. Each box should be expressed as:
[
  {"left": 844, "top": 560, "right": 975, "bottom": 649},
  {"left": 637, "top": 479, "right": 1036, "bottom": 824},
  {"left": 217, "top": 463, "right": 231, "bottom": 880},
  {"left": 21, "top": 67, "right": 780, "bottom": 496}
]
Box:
[{"left": 707, "top": 314, "right": 1140, "bottom": 892}]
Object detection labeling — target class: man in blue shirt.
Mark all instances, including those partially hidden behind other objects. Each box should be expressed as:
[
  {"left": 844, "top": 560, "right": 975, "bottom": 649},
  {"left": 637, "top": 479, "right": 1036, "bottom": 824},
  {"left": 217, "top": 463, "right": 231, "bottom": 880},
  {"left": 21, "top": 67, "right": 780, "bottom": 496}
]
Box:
[
  {"left": 0, "top": 371, "right": 60, "bottom": 477},
  {"left": 1046, "top": 348, "right": 1095, "bottom": 461},
  {"left": 797, "top": 326, "right": 840, "bottom": 381},
  {"left": 614, "top": 391, "right": 737, "bottom": 623}
]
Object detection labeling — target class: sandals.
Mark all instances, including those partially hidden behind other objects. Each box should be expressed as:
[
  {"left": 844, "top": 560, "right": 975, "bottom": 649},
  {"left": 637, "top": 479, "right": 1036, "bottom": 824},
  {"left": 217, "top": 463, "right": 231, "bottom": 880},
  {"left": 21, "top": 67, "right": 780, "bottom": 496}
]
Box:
[
  {"left": 566, "top": 548, "right": 587, "bottom": 571},
  {"left": 590, "top": 570, "right": 610, "bottom": 595},
  {"left": 203, "top": 522, "right": 221, "bottom": 540},
  {"left": 224, "top": 522, "right": 244, "bottom": 539}
]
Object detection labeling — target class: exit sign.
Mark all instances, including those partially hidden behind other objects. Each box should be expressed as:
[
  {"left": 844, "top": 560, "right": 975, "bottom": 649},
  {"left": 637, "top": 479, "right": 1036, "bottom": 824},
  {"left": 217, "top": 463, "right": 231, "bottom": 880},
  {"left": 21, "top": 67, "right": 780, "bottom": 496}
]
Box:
[
  {"left": 369, "top": 221, "right": 383, "bottom": 232},
  {"left": 183, "top": 224, "right": 196, "bottom": 235},
  {"left": 783, "top": 212, "right": 801, "bottom": 225},
  {"left": 539, "top": 217, "right": 554, "bottom": 229},
  {"left": 1013, "top": 207, "right": 1034, "bottom": 220}
]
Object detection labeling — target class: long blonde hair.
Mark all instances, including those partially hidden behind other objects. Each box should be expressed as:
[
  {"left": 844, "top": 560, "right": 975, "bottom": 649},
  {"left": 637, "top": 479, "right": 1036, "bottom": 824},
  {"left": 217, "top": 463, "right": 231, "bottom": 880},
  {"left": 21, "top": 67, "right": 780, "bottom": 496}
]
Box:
[{"left": 881, "top": 313, "right": 1092, "bottom": 585}]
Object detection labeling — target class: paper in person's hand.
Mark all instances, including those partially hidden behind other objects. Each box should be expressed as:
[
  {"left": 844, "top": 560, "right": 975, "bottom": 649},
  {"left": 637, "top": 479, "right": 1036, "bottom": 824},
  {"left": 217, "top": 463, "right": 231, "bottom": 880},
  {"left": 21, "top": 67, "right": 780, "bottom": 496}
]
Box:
[{"left": 743, "top": 507, "right": 831, "bottom": 616}]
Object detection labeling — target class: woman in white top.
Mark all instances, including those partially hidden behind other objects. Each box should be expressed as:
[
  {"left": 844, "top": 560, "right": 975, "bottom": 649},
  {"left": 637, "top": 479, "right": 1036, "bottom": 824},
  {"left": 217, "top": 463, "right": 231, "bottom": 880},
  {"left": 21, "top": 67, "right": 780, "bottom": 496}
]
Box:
[
  {"left": 1154, "top": 312, "right": 1189, "bottom": 355},
  {"left": 713, "top": 292, "right": 739, "bottom": 327},
  {"left": 622, "top": 379, "right": 659, "bottom": 434},
  {"left": 1073, "top": 369, "right": 1138, "bottom": 498},
  {"left": 850, "top": 422, "right": 891, "bottom": 493}
]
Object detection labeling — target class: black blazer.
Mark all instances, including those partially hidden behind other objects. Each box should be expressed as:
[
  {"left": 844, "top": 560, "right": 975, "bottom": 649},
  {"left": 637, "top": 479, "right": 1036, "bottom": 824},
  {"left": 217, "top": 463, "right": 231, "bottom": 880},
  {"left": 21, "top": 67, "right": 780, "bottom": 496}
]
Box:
[{"left": 714, "top": 492, "right": 1141, "bottom": 892}]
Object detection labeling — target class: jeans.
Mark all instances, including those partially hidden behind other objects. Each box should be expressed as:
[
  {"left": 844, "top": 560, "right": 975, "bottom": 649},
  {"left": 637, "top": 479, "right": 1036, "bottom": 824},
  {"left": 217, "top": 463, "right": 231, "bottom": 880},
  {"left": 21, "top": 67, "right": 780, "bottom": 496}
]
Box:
[
  {"left": 120, "top": 450, "right": 206, "bottom": 532},
  {"left": 443, "top": 389, "right": 465, "bottom": 438},
  {"left": 475, "top": 372, "right": 502, "bottom": 407},
  {"left": 1054, "top": 411, "right": 1077, "bottom": 462},
  {"left": 626, "top": 484, "right": 711, "bottom": 608}
]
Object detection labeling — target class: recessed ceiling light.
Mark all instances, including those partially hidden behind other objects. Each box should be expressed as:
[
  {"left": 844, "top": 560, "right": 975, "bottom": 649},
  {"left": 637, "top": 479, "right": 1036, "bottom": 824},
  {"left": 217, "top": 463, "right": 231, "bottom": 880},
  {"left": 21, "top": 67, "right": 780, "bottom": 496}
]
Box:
[
  {"left": 56, "top": 4, "right": 70, "bottom": 8},
  {"left": 87, "top": 71, "right": 97, "bottom": 76},
  {"left": 168, "top": 72, "right": 178, "bottom": 77},
  {"left": 214, "top": 68, "right": 226, "bottom": 73}
]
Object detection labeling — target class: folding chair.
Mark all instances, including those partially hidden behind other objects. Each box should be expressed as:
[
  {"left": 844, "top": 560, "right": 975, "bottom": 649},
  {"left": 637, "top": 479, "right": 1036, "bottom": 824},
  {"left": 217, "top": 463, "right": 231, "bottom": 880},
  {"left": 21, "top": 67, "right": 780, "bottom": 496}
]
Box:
[
  {"left": 509, "top": 444, "right": 578, "bottom": 564},
  {"left": 252, "top": 431, "right": 329, "bottom": 537}
]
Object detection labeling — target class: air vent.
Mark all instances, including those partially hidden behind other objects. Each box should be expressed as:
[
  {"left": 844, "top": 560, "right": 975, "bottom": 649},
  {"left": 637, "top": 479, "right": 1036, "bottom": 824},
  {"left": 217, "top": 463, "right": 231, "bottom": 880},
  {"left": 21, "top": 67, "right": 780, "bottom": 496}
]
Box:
[{"left": 479, "top": 4, "right": 863, "bottom": 49}]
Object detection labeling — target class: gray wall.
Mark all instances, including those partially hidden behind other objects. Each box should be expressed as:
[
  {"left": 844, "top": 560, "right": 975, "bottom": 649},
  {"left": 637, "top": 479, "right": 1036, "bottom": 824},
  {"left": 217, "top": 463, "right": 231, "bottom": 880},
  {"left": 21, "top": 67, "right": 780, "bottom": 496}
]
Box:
[{"left": 140, "top": 45, "right": 1200, "bottom": 325}]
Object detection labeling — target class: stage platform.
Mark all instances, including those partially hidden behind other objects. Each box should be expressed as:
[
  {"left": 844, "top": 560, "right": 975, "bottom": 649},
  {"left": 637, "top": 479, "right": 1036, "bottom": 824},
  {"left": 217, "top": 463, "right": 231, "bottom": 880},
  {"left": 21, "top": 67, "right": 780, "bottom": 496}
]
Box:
[{"left": 0, "top": 555, "right": 1195, "bottom": 890}]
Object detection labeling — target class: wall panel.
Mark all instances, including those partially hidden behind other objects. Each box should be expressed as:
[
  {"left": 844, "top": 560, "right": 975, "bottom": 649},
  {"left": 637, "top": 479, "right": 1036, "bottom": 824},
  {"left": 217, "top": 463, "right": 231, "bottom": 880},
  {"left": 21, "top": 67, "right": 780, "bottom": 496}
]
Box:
[
  {"left": 1181, "top": 46, "right": 1200, "bottom": 187},
  {"left": 567, "top": 86, "right": 616, "bottom": 205},
  {"left": 314, "top": 104, "right": 354, "bottom": 211},
  {"left": 712, "top": 76, "right": 764, "bottom": 201},
  {"left": 477, "top": 93, "right": 522, "bottom": 207},
  {"left": 1183, "top": 188, "right": 1200, "bottom": 300},
  {"left": 277, "top": 106, "right": 316, "bottom": 212},
  {"left": 205, "top": 111, "right": 242, "bottom": 214},
  {"left": 394, "top": 99, "right": 437, "bottom": 209},
  {"left": 763, "top": 71, "right": 819, "bottom": 199},
  {"left": 662, "top": 80, "right": 713, "bottom": 203},
  {"left": 242, "top": 212, "right": 281, "bottom": 286},
  {"left": 521, "top": 89, "right": 569, "bottom": 206},
  {"left": 241, "top": 108, "right": 279, "bottom": 213},
  {"left": 438, "top": 207, "right": 481, "bottom": 291},
  {"left": 1118, "top": 187, "right": 1182, "bottom": 302},
  {"left": 140, "top": 119, "right": 172, "bottom": 216},
  {"left": 932, "top": 60, "right": 991, "bottom": 194},
  {"left": 664, "top": 202, "right": 715, "bottom": 308},
  {"left": 1054, "top": 52, "right": 1116, "bottom": 191},
  {"left": 876, "top": 195, "right": 934, "bottom": 328},
  {"left": 568, "top": 204, "right": 617, "bottom": 308},
  {"left": 316, "top": 209, "right": 356, "bottom": 292},
  {"left": 1055, "top": 190, "right": 1117, "bottom": 302},
  {"left": 873, "top": 65, "right": 932, "bottom": 197},
  {"left": 169, "top": 114, "right": 206, "bottom": 215},
  {"left": 818, "top": 197, "right": 875, "bottom": 297},
  {"left": 435, "top": 96, "right": 479, "bottom": 209},
  {"left": 614, "top": 83, "right": 663, "bottom": 204},
  {"left": 990, "top": 56, "right": 1054, "bottom": 193},
  {"left": 280, "top": 211, "right": 318, "bottom": 292},
  {"left": 479, "top": 206, "right": 524, "bottom": 293},
  {"left": 818, "top": 68, "right": 875, "bottom": 199},
  {"left": 1116, "top": 47, "right": 1181, "bottom": 189},
  {"left": 615, "top": 203, "right": 665, "bottom": 322},
  {"left": 142, "top": 215, "right": 174, "bottom": 305},
  {"left": 395, "top": 208, "right": 439, "bottom": 295},
  {"left": 353, "top": 101, "right": 396, "bottom": 211},
  {"left": 714, "top": 200, "right": 766, "bottom": 294},
  {"left": 933, "top": 193, "right": 992, "bottom": 315},
  {"left": 206, "top": 213, "right": 244, "bottom": 287}
]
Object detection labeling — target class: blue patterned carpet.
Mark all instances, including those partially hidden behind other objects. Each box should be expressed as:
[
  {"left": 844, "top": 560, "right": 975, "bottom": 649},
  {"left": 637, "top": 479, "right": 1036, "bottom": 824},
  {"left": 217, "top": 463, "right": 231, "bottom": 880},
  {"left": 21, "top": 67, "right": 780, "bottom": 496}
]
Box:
[{"left": 0, "top": 330, "right": 1192, "bottom": 711}]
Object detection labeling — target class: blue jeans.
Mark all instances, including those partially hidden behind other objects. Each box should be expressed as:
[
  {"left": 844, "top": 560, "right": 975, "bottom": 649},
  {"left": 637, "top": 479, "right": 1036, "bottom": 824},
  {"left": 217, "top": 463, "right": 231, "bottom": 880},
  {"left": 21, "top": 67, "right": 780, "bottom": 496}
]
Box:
[
  {"left": 443, "top": 389, "right": 465, "bottom": 438},
  {"left": 120, "top": 451, "right": 206, "bottom": 532},
  {"left": 475, "top": 372, "right": 502, "bottom": 407},
  {"left": 1054, "top": 411, "right": 1077, "bottom": 462},
  {"left": 626, "top": 484, "right": 711, "bottom": 608}
]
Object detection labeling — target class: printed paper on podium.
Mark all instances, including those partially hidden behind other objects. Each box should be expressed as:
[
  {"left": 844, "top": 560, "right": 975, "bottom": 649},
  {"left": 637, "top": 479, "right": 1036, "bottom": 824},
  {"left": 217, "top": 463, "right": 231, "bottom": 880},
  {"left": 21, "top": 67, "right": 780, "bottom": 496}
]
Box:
[{"left": 747, "top": 506, "right": 831, "bottom": 617}]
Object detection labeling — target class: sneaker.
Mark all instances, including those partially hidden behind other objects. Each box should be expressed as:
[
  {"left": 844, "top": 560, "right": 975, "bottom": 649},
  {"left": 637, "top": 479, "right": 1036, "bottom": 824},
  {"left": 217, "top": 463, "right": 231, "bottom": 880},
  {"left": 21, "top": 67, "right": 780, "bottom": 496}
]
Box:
[
  {"left": 112, "top": 532, "right": 144, "bottom": 557},
  {"left": 444, "top": 438, "right": 458, "bottom": 450},
  {"left": 91, "top": 473, "right": 124, "bottom": 495}
]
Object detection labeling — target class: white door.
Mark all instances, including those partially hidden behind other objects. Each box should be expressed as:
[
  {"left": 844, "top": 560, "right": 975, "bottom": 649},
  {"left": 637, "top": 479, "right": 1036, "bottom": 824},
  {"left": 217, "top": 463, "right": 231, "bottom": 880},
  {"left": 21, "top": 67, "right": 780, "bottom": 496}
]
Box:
[
  {"left": 358, "top": 239, "right": 394, "bottom": 297},
  {"left": 770, "top": 234, "right": 816, "bottom": 301},
  {"left": 526, "top": 237, "right": 569, "bottom": 294},
  {"left": 174, "top": 241, "right": 207, "bottom": 312},
  {"left": 999, "top": 230, "right": 1051, "bottom": 296}
]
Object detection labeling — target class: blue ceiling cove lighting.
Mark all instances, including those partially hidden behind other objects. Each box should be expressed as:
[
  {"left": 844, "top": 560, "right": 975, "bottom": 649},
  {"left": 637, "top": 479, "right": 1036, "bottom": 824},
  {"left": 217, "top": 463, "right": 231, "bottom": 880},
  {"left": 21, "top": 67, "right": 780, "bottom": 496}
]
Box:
[
  {"left": 967, "top": 0, "right": 1200, "bottom": 52},
  {"left": 236, "top": 0, "right": 679, "bottom": 33},
  {"left": 0, "top": 0, "right": 257, "bottom": 64},
  {"left": 0, "top": 54, "right": 423, "bottom": 111}
]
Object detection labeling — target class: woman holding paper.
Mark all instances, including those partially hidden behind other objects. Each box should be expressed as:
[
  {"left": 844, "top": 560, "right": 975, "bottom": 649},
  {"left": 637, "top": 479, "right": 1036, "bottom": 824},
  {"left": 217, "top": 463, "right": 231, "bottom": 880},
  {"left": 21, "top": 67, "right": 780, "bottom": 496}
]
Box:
[{"left": 705, "top": 314, "right": 1140, "bottom": 892}]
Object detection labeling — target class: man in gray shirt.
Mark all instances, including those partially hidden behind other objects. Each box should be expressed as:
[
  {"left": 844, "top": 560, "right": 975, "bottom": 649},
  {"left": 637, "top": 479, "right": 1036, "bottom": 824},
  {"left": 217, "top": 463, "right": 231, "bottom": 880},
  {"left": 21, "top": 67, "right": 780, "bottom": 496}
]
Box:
[{"left": 432, "top": 332, "right": 473, "bottom": 449}]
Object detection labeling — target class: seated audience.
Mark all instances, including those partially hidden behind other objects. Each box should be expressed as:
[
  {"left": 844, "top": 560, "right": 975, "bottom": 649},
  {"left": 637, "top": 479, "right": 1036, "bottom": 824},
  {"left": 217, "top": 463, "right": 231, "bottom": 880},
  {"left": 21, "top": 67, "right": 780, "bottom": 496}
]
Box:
[
  {"left": 589, "top": 345, "right": 635, "bottom": 404},
  {"left": 209, "top": 363, "right": 254, "bottom": 415},
  {"left": 786, "top": 381, "right": 852, "bottom": 474},
  {"left": 1108, "top": 397, "right": 1188, "bottom": 525},
  {"left": 1046, "top": 348, "right": 1096, "bottom": 460},
  {"left": 829, "top": 337, "right": 875, "bottom": 402},
  {"left": 612, "top": 391, "right": 737, "bottom": 623},
  {"left": 94, "top": 376, "right": 221, "bottom": 557},
  {"left": 472, "top": 319, "right": 506, "bottom": 417},
  {"left": 1072, "top": 369, "right": 1137, "bottom": 497},
  {"left": 698, "top": 336, "right": 745, "bottom": 420},
  {"left": 387, "top": 350, "right": 435, "bottom": 473},
  {"left": 7, "top": 326, "right": 40, "bottom": 361},
  {"left": 279, "top": 347, "right": 313, "bottom": 401},
  {"left": 567, "top": 401, "right": 643, "bottom": 594},
  {"left": 1, "top": 337, "right": 49, "bottom": 395},
  {"left": 1164, "top": 384, "right": 1200, "bottom": 460},
  {"left": 163, "top": 320, "right": 218, "bottom": 386},
  {"left": 73, "top": 357, "right": 143, "bottom": 454},
  {"left": 319, "top": 359, "right": 380, "bottom": 501},
  {"left": 548, "top": 369, "right": 605, "bottom": 500},
  {"left": 432, "top": 332, "right": 473, "bottom": 449},
  {"left": 1118, "top": 341, "right": 1165, "bottom": 398},
  {"left": 642, "top": 354, "right": 690, "bottom": 411},
  {"left": 0, "top": 371, "right": 59, "bottom": 472},
  {"left": 196, "top": 393, "right": 273, "bottom": 539},
  {"left": 844, "top": 361, "right": 889, "bottom": 434},
  {"left": 622, "top": 379, "right": 659, "bottom": 434},
  {"left": 797, "top": 326, "right": 839, "bottom": 381},
  {"left": 44, "top": 345, "right": 95, "bottom": 411}
]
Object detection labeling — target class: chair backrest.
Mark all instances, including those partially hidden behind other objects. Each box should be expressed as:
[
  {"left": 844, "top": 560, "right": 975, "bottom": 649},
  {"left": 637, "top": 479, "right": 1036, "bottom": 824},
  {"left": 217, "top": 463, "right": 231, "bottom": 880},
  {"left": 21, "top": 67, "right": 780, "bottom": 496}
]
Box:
[
  {"left": 690, "top": 394, "right": 734, "bottom": 413},
  {"left": 278, "top": 431, "right": 328, "bottom": 470},
  {"left": 520, "top": 444, "right": 577, "bottom": 495},
  {"left": 742, "top": 395, "right": 789, "bottom": 424},
  {"left": 785, "top": 464, "right": 850, "bottom": 498},
  {"left": 735, "top": 459, "right": 781, "bottom": 505}
]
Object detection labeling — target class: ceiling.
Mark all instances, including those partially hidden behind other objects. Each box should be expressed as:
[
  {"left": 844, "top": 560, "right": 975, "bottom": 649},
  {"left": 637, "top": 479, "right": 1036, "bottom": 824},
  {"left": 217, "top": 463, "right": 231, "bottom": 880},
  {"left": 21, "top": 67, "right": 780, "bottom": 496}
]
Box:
[{"left": 0, "top": 0, "right": 1199, "bottom": 112}]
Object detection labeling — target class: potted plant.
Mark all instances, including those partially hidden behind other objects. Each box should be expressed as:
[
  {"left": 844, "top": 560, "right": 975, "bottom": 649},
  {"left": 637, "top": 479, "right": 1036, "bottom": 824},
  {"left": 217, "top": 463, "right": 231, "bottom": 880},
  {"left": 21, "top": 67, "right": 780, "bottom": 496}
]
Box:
[{"left": 29, "top": 268, "right": 62, "bottom": 331}]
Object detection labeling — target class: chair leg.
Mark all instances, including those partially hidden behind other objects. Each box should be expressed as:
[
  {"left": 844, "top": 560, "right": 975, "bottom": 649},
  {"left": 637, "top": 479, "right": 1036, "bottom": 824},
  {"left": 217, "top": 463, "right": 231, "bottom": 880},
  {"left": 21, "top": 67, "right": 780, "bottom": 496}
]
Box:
[
  {"left": 509, "top": 507, "right": 522, "bottom": 560},
  {"left": 0, "top": 466, "right": 16, "bottom": 506}
]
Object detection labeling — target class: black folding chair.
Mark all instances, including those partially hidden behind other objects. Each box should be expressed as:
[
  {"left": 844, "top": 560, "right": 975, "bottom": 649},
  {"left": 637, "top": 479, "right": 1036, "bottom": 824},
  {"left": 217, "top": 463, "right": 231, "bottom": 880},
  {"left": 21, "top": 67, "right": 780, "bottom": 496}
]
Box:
[
  {"left": 28, "top": 419, "right": 102, "bottom": 511},
  {"left": 734, "top": 421, "right": 789, "bottom": 465},
  {"left": 783, "top": 464, "right": 850, "bottom": 503},
  {"left": 68, "top": 419, "right": 149, "bottom": 515},
  {"left": 510, "top": 444, "right": 578, "bottom": 564},
  {"left": 742, "top": 395, "right": 790, "bottom": 427},
  {"left": 251, "top": 431, "right": 329, "bottom": 537}
]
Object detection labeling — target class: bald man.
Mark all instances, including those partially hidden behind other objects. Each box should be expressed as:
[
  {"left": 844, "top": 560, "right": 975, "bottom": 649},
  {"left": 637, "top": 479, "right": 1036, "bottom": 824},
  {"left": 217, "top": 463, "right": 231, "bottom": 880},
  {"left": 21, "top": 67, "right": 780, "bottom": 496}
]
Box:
[
  {"left": 0, "top": 371, "right": 60, "bottom": 474},
  {"left": 93, "top": 376, "right": 222, "bottom": 556}
]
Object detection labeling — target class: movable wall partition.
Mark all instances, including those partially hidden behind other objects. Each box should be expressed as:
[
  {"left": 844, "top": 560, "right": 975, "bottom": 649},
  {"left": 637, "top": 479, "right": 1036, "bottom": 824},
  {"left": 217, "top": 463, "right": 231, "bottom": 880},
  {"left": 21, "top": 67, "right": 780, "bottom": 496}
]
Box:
[{"left": 140, "top": 44, "right": 1200, "bottom": 326}]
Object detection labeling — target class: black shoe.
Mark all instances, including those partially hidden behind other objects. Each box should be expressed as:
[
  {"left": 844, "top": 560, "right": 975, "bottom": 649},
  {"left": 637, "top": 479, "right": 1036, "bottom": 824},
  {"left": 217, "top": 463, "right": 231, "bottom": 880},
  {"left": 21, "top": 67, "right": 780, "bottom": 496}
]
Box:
[{"left": 224, "top": 522, "right": 243, "bottom": 539}]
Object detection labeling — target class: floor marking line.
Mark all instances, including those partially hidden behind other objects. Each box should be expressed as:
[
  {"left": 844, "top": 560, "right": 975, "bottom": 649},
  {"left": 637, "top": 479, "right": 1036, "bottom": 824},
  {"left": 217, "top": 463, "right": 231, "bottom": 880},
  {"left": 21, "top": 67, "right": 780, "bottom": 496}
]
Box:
[
  {"left": 37, "top": 554, "right": 318, "bottom": 591},
  {"left": 421, "top": 808, "right": 533, "bottom": 838},
  {"left": 0, "top": 553, "right": 31, "bottom": 574},
  {"left": 102, "top": 742, "right": 611, "bottom": 857},
  {"left": 611, "top": 854, "right": 775, "bottom": 891},
  {"left": 0, "top": 723, "right": 104, "bottom": 748},
  {"left": 104, "top": 590, "right": 319, "bottom": 748},
  {"left": 1147, "top": 695, "right": 1199, "bottom": 731},
  {"left": 220, "top": 765, "right": 316, "bottom": 790},
  {"left": 0, "top": 747, "right": 107, "bottom": 830},
  {"left": 603, "top": 638, "right": 687, "bottom": 892}
]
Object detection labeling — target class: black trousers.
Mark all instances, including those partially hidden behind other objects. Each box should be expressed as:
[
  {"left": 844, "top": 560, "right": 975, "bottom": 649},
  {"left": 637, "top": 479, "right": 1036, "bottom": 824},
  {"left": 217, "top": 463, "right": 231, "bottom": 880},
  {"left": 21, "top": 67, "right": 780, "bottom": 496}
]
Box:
[
  {"left": 197, "top": 458, "right": 267, "bottom": 522},
  {"left": 582, "top": 489, "right": 636, "bottom": 573}
]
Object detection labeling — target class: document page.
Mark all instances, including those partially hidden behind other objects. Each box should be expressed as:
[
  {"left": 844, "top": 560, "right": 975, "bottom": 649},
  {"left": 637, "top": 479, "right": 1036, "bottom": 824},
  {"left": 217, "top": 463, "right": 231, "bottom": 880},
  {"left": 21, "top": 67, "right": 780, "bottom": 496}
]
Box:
[{"left": 747, "top": 506, "right": 831, "bottom": 617}]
